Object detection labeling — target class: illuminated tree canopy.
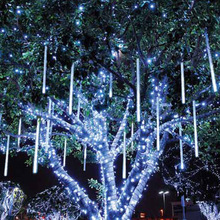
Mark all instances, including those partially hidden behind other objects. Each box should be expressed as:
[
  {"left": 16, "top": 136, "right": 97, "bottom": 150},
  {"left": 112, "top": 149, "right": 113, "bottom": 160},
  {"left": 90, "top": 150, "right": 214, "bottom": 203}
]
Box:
[{"left": 0, "top": 0, "right": 219, "bottom": 219}]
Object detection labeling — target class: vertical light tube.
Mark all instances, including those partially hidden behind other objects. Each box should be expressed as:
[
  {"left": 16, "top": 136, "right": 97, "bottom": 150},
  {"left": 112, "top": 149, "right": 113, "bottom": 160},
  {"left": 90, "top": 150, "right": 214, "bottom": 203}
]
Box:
[
  {"left": 122, "top": 130, "right": 126, "bottom": 179},
  {"left": 156, "top": 97, "right": 160, "bottom": 151},
  {"left": 77, "top": 97, "right": 81, "bottom": 120},
  {"left": 205, "top": 31, "right": 217, "bottom": 92},
  {"left": 109, "top": 73, "right": 113, "bottom": 98},
  {"left": 33, "top": 118, "right": 41, "bottom": 174},
  {"left": 179, "top": 123, "right": 184, "bottom": 169},
  {"left": 181, "top": 62, "right": 185, "bottom": 104},
  {"left": 193, "top": 101, "right": 198, "bottom": 157},
  {"left": 45, "top": 99, "right": 52, "bottom": 152},
  {"left": 136, "top": 58, "right": 141, "bottom": 122},
  {"left": 83, "top": 145, "right": 87, "bottom": 171},
  {"left": 69, "top": 63, "right": 74, "bottom": 114},
  {"left": 42, "top": 45, "right": 48, "bottom": 94},
  {"left": 63, "top": 138, "right": 67, "bottom": 167},
  {"left": 131, "top": 122, "right": 134, "bottom": 150},
  {"left": 17, "top": 118, "right": 22, "bottom": 148},
  {"left": 4, "top": 135, "right": 10, "bottom": 176}
]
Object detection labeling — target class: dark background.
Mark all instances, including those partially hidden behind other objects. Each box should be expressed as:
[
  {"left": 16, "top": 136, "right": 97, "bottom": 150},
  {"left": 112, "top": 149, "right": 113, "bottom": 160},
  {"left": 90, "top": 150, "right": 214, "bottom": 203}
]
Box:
[{"left": 0, "top": 153, "right": 177, "bottom": 217}]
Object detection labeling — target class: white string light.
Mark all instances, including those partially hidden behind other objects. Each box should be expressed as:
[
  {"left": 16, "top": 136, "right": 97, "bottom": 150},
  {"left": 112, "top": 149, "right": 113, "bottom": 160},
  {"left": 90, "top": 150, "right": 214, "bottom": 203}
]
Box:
[
  {"left": 69, "top": 63, "right": 75, "bottom": 115},
  {"left": 83, "top": 145, "right": 87, "bottom": 171},
  {"left": 4, "top": 135, "right": 10, "bottom": 177},
  {"left": 205, "top": 30, "right": 217, "bottom": 92},
  {"left": 63, "top": 138, "right": 67, "bottom": 167},
  {"left": 42, "top": 45, "right": 48, "bottom": 94},
  {"left": 45, "top": 99, "right": 52, "bottom": 152},
  {"left": 17, "top": 118, "right": 22, "bottom": 148},
  {"left": 193, "top": 100, "right": 199, "bottom": 157},
  {"left": 131, "top": 122, "right": 134, "bottom": 151},
  {"left": 122, "top": 130, "right": 126, "bottom": 179},
  {"left": 179, "top": 123, "right": 184, "bottom": 169},
  {"left": 33, "top": 118, "right": 41, "bottom": 174},
  {"left": 156, "top": 97, "right": 160, "bottom": 151},
  {"left": 181, "top": 62, "right": 185, "bottom": 104},
  {"left": 136, "top": 58, "right": 141, "bottom": 122},
  {"left": 109, "top": 73, "right": 113, "bottom": 98}
]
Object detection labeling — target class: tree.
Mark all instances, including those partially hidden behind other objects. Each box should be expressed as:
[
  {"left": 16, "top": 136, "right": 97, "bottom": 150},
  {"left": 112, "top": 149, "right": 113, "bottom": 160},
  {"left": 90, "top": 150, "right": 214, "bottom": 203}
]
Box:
[
  {"left": 27, "top": 185, "right": 82, "bottom": 219},
  {"left": 198, "top": 202, "right": 220, "bottom": 220},
  {"left": 0, "top": 0, "right": 219, "bottom": 219}
]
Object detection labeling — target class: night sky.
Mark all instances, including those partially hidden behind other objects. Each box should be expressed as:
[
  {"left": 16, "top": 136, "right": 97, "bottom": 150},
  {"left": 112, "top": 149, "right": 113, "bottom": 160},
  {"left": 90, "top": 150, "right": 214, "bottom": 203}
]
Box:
[{"left": 0, "top": 153, "right": 177, "bottom": 217}]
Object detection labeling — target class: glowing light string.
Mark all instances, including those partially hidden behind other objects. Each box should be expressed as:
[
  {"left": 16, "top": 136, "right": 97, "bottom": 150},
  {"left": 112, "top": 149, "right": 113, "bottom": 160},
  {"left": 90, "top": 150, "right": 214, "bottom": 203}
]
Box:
[
  {"left": 122, "top": 130, "right": 126, "bottom": 179},
  {"left": 109, "top": 73, "right": 113, "bottom": 98},
  {"left": 45, "top": 98, "right": 52, "bottom": 152},
  {"left": 69, "top": 63, "right": 75, "bottom": 115},
  {"left": 131, "top": 122, "right": 134, "bottom": 150},
  {"left": 33, "top": 117, "right": 41, "bottom": 174},
  {"left": 181, "top": 62, "right": 185, "bottom": 104},
  {"left": 17, "top": 118, "right": 22, "bottom": 148},
  {"left": 63, "top": 138, "right": 67, "bottom": 167},
  {"left": 179, "top": 123, "right": 184, "bottom": 169},
  {"left": 156, "top": 96, "right": 160, "bottom": 151},
  {"left": 42, "top": 45, "right": 48, "bottom": 94},
  {"left": 193, "top": 100, "right": 198, "bottom": 157},
  {"left": 77, "top": 84, "right": 82, "bottom": 120},
  {"left": 136, "top": 58, "right": 141, "bottom": 122},
  {"left": 4, "top": 135, "right": 10, "bottom": 176},
  {"left": 205, "top": 30, "right": 217, "bottom": 92},
  {"left": 83, "top": 144, "right": 87, "bottom": 171}
]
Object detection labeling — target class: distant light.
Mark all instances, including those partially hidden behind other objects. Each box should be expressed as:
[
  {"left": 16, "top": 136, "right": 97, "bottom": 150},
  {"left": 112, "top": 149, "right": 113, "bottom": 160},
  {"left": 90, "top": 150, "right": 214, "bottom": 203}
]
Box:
[
  {"left": 16, "top": 9, "right": 21, "bottom": 14},
  {"left": 76, "top": 20, "right": 80, "bottom": 25},
  {"left": 9, "top": 54, "right": 13, "bottom": 58},
  {"left": 24, "top": 35, "right": 28, "bottom": 39},
  {"left": 149, "top": 3, "right": 155, "bottom": 9},
  {"left": 147, "top": 58, "right": 152, "bottom": 64},
  {"left": 1, "top": 29, "right": 5, "bottom": 33},
  {"left": 134, "top": 5, "right": 138, "bottom": 9},
  {"left": 215, "top": 53, "right": 219, "bottom": 57},
  {"left": 162, "top": 13, "right": 167, "bottom": 18},
  {"left": 79, "top": 6, "right": 84, "bottom": 11}
]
